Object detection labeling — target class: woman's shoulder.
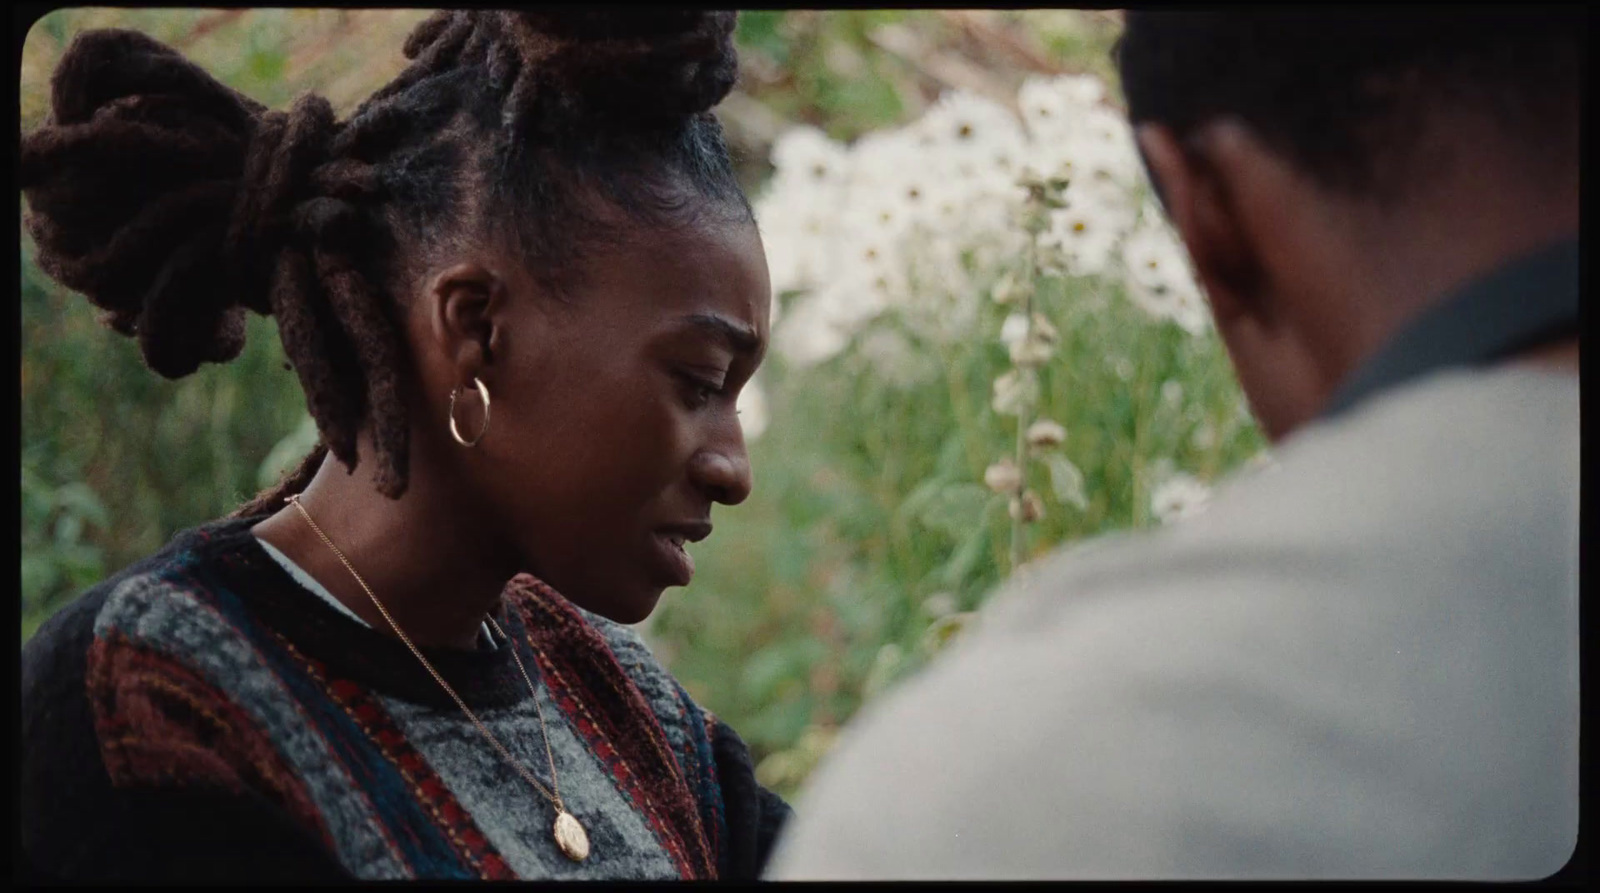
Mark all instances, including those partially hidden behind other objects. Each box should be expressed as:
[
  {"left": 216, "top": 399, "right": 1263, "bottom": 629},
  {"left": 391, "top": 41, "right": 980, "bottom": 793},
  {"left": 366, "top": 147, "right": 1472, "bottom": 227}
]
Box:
[
  {"left": 26, "top": 521, "right": 219, "bottom": 667},
  {"left": 21, "top": 517, "right": 352, "bottom": 882},
  {"left": 26, "top": 517, "right": 261, "bottom": 668},
  {"left": 21, "top": 515, "right": 286, "bottom": 774}
]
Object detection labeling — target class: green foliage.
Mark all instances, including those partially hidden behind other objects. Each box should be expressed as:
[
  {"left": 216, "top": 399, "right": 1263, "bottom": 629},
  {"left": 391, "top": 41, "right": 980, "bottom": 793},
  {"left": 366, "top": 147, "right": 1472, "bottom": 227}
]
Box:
[
  {"left": 737, "top": 11, "right": 920, "bottom": 141},
  {"left": 21, "top": 469, "right": 108, "bottom": 643}
]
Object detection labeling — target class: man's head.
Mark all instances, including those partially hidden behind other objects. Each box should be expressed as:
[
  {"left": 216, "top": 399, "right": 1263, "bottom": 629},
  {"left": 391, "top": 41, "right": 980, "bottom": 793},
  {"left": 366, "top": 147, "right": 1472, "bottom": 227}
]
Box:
[{"left": 1115, "top": 7, "right": 1581, "bottom": 440}]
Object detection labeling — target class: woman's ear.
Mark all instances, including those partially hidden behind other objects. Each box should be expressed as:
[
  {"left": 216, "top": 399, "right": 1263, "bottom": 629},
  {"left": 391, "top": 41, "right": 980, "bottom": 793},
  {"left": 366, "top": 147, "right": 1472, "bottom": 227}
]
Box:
[
  {"left": 425, "top": 262, "right": 506, "bottom": 379},
  {"left": 1136, "top": 122, "right": 1266, "bottom": 328}
]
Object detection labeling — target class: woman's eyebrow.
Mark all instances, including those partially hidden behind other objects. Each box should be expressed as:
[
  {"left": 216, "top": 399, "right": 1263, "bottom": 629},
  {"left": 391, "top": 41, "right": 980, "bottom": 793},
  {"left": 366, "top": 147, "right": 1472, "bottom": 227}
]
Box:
[{"left": 675, "top": 312, "right": 761, "bottom": 356}]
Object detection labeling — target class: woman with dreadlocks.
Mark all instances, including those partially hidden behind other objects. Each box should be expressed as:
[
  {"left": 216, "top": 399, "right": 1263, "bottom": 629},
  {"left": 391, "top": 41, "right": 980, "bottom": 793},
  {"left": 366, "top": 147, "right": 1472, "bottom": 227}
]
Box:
[{"left": 20, "top": 10, "right": 790, "bottom": 881}]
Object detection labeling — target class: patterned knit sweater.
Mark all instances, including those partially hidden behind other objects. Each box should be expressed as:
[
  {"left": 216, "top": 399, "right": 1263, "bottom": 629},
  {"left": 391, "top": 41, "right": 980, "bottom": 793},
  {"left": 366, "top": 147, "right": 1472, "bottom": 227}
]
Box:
[{"left": 20, "top": 516, "right": 791, "bottom": 881}]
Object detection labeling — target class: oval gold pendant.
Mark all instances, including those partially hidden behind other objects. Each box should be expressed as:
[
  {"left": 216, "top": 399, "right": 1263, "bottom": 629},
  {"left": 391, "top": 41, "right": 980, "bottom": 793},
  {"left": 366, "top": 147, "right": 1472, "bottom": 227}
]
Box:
[{"left": 553, "top": 810, "right": 590, "bottom": 862}]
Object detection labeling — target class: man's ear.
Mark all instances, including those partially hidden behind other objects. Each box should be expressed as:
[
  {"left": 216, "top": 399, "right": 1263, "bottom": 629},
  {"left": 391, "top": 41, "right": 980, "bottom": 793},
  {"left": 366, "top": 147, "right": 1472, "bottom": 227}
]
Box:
[
  {"left": 424, "top": 262, "right": 507, "bottom": 381},
  {"left": 1135, "top": 122, "right": 1266, "bottom": 327}
]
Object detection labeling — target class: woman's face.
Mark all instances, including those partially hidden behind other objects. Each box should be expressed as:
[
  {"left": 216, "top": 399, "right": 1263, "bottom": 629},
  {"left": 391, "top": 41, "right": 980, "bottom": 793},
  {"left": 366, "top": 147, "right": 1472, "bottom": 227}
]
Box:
[{"left": 453, "top": 212, "right": 771, "bottom": 624}]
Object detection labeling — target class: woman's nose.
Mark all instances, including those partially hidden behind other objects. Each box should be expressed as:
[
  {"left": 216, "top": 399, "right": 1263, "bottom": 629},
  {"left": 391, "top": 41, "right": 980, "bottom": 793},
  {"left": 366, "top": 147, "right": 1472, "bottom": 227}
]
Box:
[{"left": 689, "top": 444, "right": 753, "bottom": 506}]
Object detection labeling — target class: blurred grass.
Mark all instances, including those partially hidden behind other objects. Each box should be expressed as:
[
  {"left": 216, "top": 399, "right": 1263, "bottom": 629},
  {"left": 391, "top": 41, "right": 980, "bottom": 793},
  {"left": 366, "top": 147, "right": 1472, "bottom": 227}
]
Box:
[{"left": 16, "top": 10, "right": 1242, "bottom": 801}]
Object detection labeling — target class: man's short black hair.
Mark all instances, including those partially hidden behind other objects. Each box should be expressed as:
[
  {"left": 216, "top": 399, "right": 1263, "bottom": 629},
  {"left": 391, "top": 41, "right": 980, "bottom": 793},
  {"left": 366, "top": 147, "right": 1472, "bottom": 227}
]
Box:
[{"left": 1115, "top": 6, "right": 1583, "bottom": 202}]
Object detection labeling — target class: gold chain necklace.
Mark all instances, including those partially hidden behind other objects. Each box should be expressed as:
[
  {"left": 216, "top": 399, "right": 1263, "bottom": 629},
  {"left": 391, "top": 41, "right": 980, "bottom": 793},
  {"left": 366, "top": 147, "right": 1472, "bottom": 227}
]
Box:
[{"left": 285, "top": 495, "right": 591, "bottom": 863}]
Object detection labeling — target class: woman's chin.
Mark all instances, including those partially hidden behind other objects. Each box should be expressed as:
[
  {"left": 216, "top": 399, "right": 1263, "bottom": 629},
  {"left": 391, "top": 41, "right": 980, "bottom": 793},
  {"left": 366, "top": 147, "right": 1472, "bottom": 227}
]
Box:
[{"left": 573, "top": 585, "right": 665, "bottom": 627}]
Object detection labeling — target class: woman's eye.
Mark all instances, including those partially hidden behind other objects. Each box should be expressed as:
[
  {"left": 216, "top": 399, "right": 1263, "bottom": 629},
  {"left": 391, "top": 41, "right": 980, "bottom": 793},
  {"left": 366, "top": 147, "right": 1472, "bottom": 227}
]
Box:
[{"left": 677, "top": 371, "right": 725, "bottom": 409}]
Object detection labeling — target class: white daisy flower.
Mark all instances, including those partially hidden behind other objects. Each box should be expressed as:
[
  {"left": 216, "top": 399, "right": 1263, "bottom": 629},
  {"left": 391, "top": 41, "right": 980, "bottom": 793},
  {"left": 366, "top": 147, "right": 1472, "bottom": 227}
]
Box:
[
  {"left": 850, "top": 128, "right": 926, "bottom": 189},
  {"left": 1042, "top": 185, "right": 1135, "bottom": 278},
  {"left": 855, "top": 133, "right": 960, "bottom": 237},
  {"left": 1069, "top": 131, "right": 1143, "bottom": 190},
  {"left": 903, "top": 231, "right": 974, "bottom": 300},
  {"left": 1121, "top": 223, "right": 1204, "bottom": 326},
  {"left": 771, "top": 276, "right": 876, "bottom": 368},
  {"left": 772, "top": 302, "right": 849, "bottom": 368},
  {"left": 753, "top": 176, "right": 844, "bottom": 294},
  {"left": 1057, "top": 74, "right": 1107, "bottom": 107},
  {"left": 916, "top": 92, "right": 1031, "bottom": 205},
  {"left": 756, "top": 217, "right": 805, "bottom": 298},
  {"left": 1168, "top": 285, "right": 1213, "bottom": 336},
  {"left": 827, "top": 263, "right": 897, "bottom": 330},
  {"left": 1017, "top": 75, "right": 1076, "bottom": 142},
  {"left": 844, "top": 188, "right": 916, "bottom": 246},
  {"left": 833, "top": 225, "right": 911, "bottom": 311},
  {"left": 771, "top": 126, "right": 852, "bottom": 189},
  {"left": 1018, "top": 136, "right": 1083, "bottom": 185},
  {"left": 1017, "top": 74, "right": 1106, "bottom": 142},
  {"left": 962, "top": 220, "right": 1032, "bottom": 275},
  {"left": 1077, "top": 105, "right": 1138, "bottom": 156},
  {"left": 1150, "top": 472, "right": 1212, "bottom": 524},
  {"left": 915, "top": 90, "right": 1026, "bottom": 154}
]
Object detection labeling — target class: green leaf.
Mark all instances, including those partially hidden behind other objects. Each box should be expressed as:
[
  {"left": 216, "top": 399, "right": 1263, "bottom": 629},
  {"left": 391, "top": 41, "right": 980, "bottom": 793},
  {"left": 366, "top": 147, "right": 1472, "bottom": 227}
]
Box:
[
  {"left": 54, "top": 513, "right": 83, "bottom": 546},
  {"left": 832, "top": 72, "right": 903, "bottom": 131},
  {"left": 913, "top": 483, "right": 991, "bottom": 539},
  {"left": 740, "top": 646, "right": 793, "bottom": 703},
  {"left": 920, "top": 611, "right": 978, "bottom": 655},
  {"left": 21, "top": 555, "right": 59, "bottom": 607},
  {"left": 247, "top": 46, "right": 284, "bottom": 83},
  {"left": 53, "top": 482, "right": 109, "bottom": 531},
  {"left": 754, "top": 749, "right": 802, "bottom": 791},
  {"left": 736, "top": 11, "right": 790, "bottom": 62},
  {"left": 747, "top": 696, "right": 816, "bottom": 753},
  {"left": 1044, "top": 453, "right": 1089, "bottom": 511},
  {"left": 44, "top": 12, "right": 68, "bottom": 47},
  {"left": 895, "top": 475, "right": 948, "bottom": 529},
  {"left": 938, "top": 515, "right": 994, "bottom": 589},
  {"left": 934, "top": 432, "right": 968, "bottom": 477},
  {"left": 257, "top": 414, "right": 319, "bottom": 489},
  {"left": 740, "top": 638, "right": 828, "bottom": 703},
  {"left": 860, "top": 642, "right": 905, "bottom": 699}
]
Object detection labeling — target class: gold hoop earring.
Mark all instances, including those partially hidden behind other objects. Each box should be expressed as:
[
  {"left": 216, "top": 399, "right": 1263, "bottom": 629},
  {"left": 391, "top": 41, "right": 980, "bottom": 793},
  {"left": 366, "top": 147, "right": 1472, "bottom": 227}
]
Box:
[{"left": 449, "top": 377, "right": 491, "bottom": 447}]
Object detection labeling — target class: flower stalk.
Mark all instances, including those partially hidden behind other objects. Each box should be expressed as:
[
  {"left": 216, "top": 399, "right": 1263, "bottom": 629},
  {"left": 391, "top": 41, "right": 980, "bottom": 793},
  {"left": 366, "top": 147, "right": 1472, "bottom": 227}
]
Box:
[{"left": 1000, "top": 174, "right": 1068, "bottom": 574}]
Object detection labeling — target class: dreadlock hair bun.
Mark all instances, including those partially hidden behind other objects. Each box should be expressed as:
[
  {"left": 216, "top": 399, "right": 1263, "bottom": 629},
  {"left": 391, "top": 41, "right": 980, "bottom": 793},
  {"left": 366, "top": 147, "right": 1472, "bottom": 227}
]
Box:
[
  {"left": 391, "top": 10, "right": 738, "bottom": 136},
  {"left": 20, "top": 28, "right": 344, "bottom": 379},
  {"left": 509, "top": 10, "right": 738, "bottom": 122}
]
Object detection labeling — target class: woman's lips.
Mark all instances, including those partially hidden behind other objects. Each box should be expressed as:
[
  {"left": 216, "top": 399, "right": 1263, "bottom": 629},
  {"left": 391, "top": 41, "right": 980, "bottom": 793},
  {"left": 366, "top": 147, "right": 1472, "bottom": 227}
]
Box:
[
  {"left": 646, "top": 521, "right": 711, "bottom": 588},
  {"left": 648, "top": 532, "right": 695, "bottom": 587}
]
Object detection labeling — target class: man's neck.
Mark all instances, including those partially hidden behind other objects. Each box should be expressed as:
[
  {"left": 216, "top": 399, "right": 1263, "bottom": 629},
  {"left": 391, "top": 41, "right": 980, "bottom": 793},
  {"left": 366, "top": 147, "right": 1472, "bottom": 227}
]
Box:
[
  {"left": 1512, "top": 337, "right": 1580, "bottom": 375},
  {"left": 1300, "top": 142, "right": 1579, "bottom": 405},
  {"left": 1301, "top": 232, "right": 1579, "bottom": 430}
]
